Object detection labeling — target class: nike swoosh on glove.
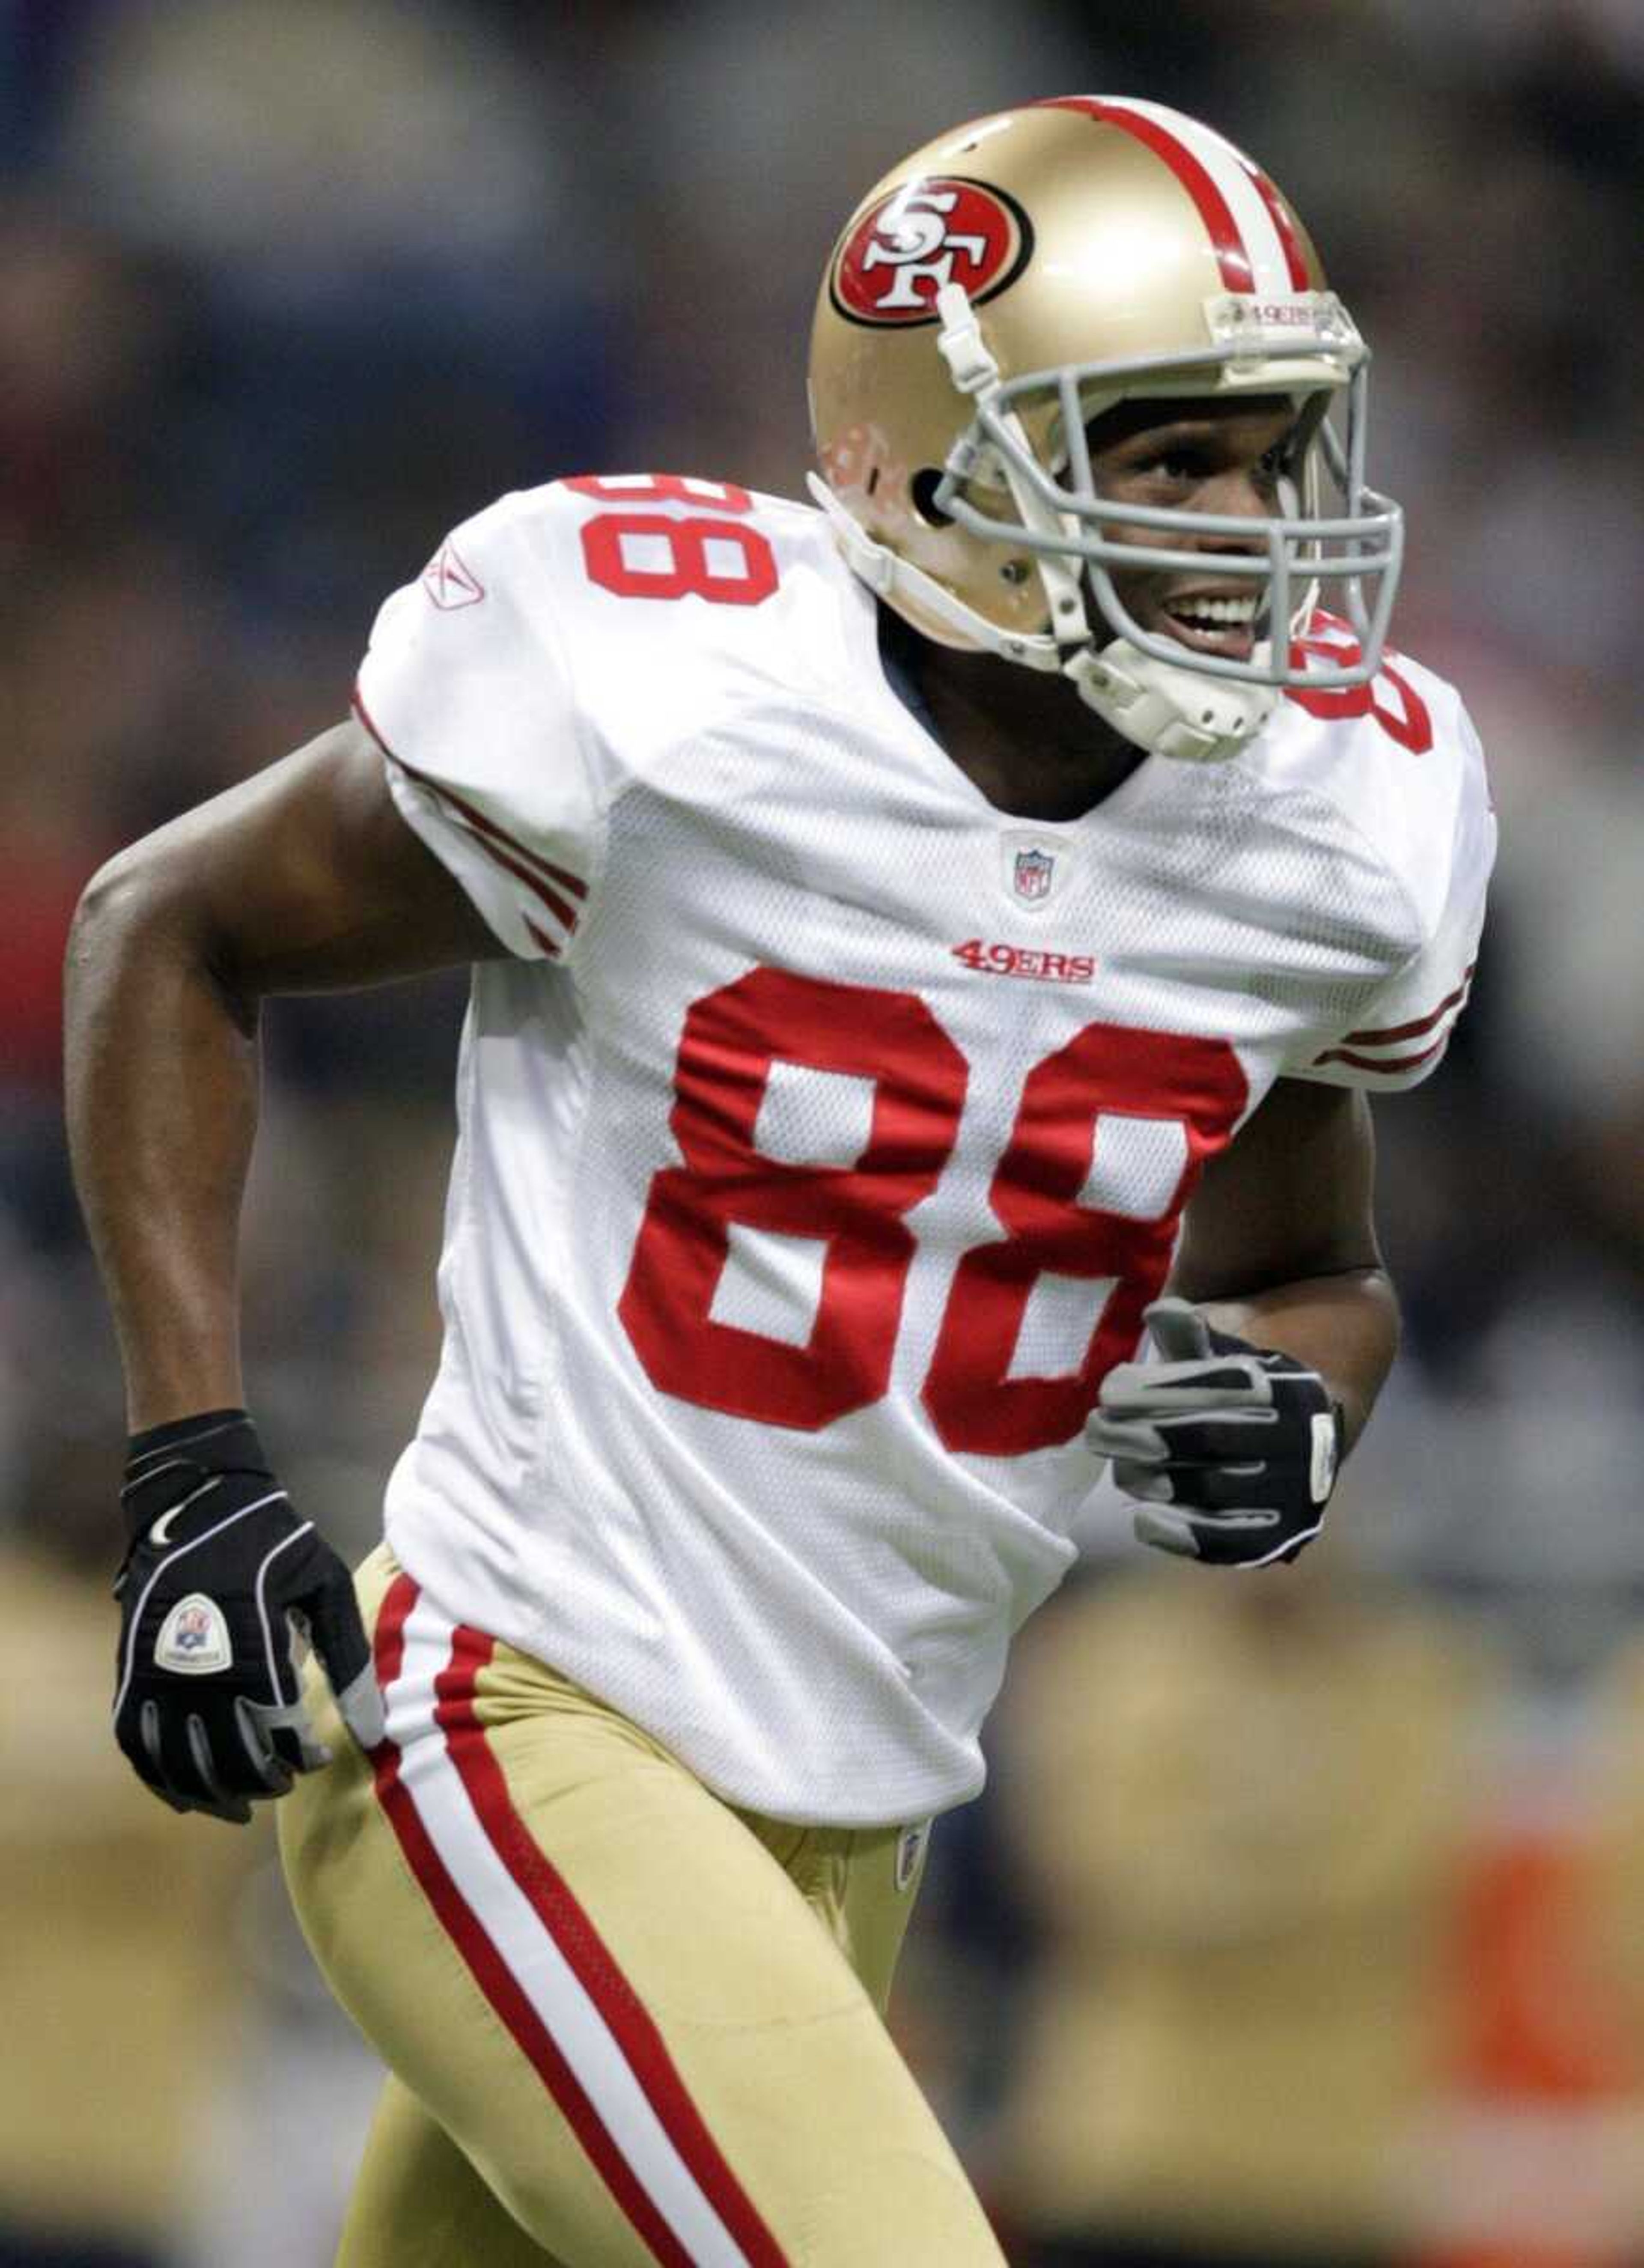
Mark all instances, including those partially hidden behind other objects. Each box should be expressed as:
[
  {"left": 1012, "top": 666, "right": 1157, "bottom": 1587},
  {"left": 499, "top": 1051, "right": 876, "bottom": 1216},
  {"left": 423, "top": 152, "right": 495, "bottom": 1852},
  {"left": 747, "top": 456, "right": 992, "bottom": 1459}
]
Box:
[
  {"left": 113, "top": 1409, "right": 385, "bottom": 1822},
  {"left": 1085, "top": 1299, "right": 1344, "bottom": 1568}
]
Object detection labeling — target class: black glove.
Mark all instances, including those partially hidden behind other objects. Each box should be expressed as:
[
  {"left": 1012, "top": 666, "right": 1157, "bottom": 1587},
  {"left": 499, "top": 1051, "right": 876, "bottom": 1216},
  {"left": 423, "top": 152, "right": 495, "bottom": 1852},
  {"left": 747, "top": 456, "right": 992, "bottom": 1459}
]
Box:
[
  {"left": 113, "top": 1410, "right": 384, "bottom": 1822},
  {"left": 1086, "top": 1299, "right": 1343, "bottom": 1568}
]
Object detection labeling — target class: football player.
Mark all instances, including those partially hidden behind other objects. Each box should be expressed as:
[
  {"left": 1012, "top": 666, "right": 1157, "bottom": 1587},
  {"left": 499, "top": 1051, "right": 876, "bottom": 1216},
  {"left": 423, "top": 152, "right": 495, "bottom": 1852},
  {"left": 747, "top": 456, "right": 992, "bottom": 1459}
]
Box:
[{"left": 66, "top": 99, "right": 1490, "bottom": 2268}]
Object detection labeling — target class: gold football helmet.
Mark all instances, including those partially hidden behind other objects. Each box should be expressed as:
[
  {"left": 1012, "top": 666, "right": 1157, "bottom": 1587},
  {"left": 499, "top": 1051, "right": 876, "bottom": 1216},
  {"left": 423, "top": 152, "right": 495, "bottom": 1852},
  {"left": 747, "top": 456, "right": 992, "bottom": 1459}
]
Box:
[{"left": 807, "top": 97, "right": 1403, "bottom": 760}]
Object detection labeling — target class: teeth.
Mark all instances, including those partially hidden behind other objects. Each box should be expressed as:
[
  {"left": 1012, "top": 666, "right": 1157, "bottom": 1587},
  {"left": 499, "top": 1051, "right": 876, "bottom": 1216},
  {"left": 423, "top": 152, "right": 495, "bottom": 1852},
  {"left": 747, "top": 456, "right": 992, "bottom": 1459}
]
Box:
[{"left": 1173, "top": 595, "right": 1258, "bottom": 626}]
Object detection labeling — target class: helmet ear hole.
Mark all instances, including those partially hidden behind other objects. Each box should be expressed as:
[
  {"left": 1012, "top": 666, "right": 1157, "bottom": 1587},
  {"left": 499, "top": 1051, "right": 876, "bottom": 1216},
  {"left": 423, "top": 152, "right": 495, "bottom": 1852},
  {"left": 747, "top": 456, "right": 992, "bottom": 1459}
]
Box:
[{"left": 909, "top": 468, "right": 954, "bottom": 528}]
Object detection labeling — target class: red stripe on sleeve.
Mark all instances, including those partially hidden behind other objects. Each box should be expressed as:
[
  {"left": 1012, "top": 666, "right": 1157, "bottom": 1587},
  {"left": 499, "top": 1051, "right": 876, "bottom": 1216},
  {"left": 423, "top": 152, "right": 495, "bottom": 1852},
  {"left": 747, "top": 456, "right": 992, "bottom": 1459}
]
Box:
[
  {"left": 369, "top": 1603, "right": 699, "bottom": 2268},
  {"left": 437, "top": 1638, "right": 794, "bottom": 2268},
  {"left": 443, "top": 811, "right": 581, "bottom": 934},
  {"left": 1341, "top": 966, "right": 1474, "bottom": 1046},
  {"left": 1311, "top": 1030, "right": 1451, "bottom": 1076},
  {"left": 1038, "top": 97, "right": 1255, "bottom": 292},
  {"left": 429, "top": 786, "right": 587, "bottom": 920},
  {"left": 351, "top": 686, "right": 589, "bottom": 916}
]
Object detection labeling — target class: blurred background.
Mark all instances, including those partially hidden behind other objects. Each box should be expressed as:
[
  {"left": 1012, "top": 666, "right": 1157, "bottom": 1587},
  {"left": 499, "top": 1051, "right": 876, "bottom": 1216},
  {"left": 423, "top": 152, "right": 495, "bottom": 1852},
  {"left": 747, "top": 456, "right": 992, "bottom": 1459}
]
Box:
[{"left": 4, "top": 2, "right": 1643, "bottom": 2263}]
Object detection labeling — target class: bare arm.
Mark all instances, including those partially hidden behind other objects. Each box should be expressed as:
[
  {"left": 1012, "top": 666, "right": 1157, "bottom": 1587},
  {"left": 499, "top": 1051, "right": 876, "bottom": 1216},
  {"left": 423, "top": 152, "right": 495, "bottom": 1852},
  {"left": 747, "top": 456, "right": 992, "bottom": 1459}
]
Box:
[
  {"left": 1169, "top": 1078, "right": 1399, "bottom": 1449},
  {"left": 64, "top": 718, "right": 500, "bottom": 1429}
]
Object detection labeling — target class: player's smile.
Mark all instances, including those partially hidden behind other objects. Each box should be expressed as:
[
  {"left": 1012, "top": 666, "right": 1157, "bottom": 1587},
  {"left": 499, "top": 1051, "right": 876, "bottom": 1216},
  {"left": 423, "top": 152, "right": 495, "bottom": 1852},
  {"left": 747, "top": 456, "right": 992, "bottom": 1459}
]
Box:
[
  {"left": 1154, "top": 583, "right": 1264, "bottom": 664},
  {"left": 1084, "top": 393, "right": 1299, "bottom": 666}
]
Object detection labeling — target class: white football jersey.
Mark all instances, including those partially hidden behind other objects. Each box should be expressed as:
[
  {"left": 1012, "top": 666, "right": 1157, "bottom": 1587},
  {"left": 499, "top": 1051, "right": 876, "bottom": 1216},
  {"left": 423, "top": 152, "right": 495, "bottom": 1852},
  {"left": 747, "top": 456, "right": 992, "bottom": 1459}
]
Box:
[{"left": 354, "top": 474, "right": 1493, "bottom": 1826}]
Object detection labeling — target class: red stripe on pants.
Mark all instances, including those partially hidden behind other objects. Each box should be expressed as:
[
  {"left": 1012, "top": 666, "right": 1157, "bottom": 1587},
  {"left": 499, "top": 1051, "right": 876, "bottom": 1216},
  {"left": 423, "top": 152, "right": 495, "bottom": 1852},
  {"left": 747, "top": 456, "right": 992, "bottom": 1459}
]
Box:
[
  {"left": 434, "top": 1624, "right": 793, "bottom": 2268},
  {"left": 368, "top": 1576, "right": 707, "bottom": 2268}
]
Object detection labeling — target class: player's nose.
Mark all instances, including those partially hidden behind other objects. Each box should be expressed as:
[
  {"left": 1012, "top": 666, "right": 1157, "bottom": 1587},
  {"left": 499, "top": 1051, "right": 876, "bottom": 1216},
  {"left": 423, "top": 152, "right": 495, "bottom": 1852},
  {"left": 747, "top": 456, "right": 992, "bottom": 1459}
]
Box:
[{"left": 1195, "top": 464, "right": 1277, "bottom": 528}]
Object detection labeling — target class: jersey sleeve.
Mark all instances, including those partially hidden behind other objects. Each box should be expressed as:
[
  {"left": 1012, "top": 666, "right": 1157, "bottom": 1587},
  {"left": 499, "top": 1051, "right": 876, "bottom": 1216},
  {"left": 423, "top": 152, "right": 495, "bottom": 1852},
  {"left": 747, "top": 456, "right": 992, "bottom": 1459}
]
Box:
[
  {"left": 1293, "top": 699, "right": 1495, "bottom": 1092},
  {"left": 354, "top": 489, "right": 599, "bottom": 963}
]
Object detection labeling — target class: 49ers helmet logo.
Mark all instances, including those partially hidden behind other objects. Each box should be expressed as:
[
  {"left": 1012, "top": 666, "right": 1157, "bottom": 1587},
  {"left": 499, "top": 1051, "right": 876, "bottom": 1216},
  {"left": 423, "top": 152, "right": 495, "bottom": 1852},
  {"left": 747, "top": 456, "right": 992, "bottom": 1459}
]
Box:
[{"left": 830, "top": 176, "right": 1033, "bottom": 327}]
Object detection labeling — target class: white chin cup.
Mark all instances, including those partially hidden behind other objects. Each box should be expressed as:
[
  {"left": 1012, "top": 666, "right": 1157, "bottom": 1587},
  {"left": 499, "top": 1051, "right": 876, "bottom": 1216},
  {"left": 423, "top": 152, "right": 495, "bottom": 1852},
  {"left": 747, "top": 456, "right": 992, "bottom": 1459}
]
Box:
[{"left": 1064, "top": 638, "right": 1278, "bottom": 763}]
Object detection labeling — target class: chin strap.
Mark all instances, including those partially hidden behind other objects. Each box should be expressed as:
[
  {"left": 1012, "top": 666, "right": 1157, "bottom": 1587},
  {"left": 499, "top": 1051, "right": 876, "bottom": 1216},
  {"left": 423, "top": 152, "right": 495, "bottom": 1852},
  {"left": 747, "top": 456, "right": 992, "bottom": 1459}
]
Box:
[
  {"left": 933, "top": 286, "right": 1095, "bottom": 653},
  {"left": 811, "top": 284, "right": 1281, "bottom": 763},
  {"left": 806, "top": 473, "right": 1062, "bottom": 669}
]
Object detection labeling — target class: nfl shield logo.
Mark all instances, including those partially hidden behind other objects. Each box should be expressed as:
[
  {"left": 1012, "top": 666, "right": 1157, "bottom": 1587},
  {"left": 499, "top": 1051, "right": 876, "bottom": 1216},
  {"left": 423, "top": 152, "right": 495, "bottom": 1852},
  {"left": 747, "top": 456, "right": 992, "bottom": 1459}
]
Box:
[
  {"left": 1013, "top": 848, "right": 1054, "bottom": 903},
  {"left": 155, "top": 1591, "right": 234, "bottom": 1675},
  {"left": 175, "top": 1603, "right": 213, "bottom": 1653}
]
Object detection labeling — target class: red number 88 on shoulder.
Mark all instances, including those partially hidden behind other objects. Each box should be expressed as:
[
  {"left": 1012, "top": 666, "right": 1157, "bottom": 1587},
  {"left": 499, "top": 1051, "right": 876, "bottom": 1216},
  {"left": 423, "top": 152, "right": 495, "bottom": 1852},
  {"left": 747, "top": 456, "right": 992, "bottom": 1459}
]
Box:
[{"left": 567, "top": 474, "right": 779, "bottom": 608}]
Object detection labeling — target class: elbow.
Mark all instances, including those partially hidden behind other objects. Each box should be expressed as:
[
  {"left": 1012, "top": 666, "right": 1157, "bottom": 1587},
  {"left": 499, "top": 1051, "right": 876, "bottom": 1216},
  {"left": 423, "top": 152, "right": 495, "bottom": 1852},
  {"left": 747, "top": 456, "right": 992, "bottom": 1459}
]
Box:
[
  {"left": 67, "top": 844, "right": 164, "bottom": 980},
  {"left": 71, "top": 843, "right": 157, "bottom": 942},
  {"left": 66, "top": 842, "right": 256, "bottom": 1033},
  {"left": 66, "top": 837, "right": 191, "bottom": 981}
]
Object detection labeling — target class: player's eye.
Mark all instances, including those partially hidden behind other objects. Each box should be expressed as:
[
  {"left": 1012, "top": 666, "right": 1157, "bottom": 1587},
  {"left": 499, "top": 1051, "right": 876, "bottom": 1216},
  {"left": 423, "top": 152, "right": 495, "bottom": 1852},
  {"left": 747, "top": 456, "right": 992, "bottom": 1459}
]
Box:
[{"left": 1139, "top": 444, "right": 1215, "bottom": 483}]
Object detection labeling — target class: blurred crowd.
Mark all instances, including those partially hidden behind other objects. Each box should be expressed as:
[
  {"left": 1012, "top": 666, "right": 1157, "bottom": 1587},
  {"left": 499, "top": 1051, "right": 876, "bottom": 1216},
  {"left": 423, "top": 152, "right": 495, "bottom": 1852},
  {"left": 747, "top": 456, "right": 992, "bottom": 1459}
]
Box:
[{"left": 3, "top": 3, "right": 1642, "bottom": 2263}]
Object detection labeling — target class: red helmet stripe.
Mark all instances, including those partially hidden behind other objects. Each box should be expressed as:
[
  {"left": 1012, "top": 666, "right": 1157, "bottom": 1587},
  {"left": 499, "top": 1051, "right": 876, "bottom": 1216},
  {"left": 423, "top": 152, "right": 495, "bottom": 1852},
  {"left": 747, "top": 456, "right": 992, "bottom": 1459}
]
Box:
[
  {"left": 1238, "top": 158, "right": 1311, "bottom": 290},
  {"left": 1038, "top": 96, "right": 1255, "bottom": 293}
]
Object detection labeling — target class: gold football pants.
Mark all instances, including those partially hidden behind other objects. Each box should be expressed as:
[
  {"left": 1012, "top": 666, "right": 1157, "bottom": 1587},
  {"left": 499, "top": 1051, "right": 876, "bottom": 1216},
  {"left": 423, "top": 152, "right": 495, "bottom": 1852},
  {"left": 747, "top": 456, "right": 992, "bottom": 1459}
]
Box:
[{"left": 278, "top": 1545, "right": 1006, "bottom": 2267}]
